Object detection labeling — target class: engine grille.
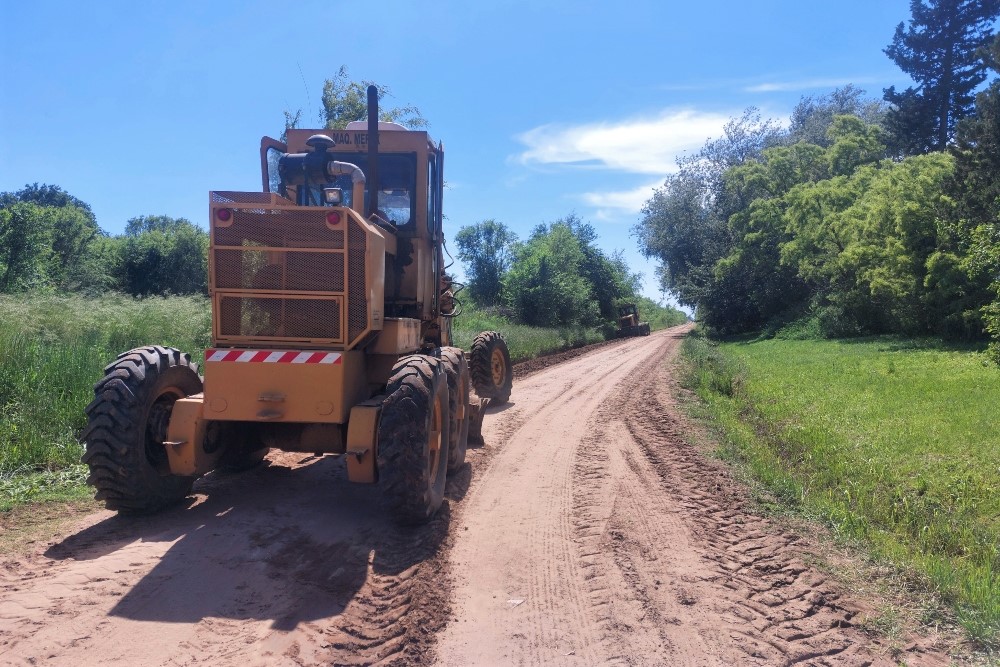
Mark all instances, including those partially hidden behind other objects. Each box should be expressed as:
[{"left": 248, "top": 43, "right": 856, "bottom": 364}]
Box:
[
  {"left": 210, "top": 194, "right": 369, "bottom": 347},
  {"left": 217, "top": 295, "right": 342, "bottom": 340}
]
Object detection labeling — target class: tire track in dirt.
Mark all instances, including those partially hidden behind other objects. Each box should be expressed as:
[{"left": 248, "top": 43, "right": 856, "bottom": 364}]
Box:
[{"left": 602, "top": 336, "right": 873, "bottom": 665}]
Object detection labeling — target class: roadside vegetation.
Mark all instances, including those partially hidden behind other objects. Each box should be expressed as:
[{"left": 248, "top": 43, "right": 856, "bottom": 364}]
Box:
[
  {"left": 452, "top": 301, "right": 603, "bottom": 362},
  {"left": 681, "top": 331, "right": 1000, "bottom": 647}
]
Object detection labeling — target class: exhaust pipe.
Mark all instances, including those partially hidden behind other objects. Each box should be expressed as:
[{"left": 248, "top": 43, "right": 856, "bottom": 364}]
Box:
[{"left": 366, "top": 84, "right": 379, "bottom": 219}]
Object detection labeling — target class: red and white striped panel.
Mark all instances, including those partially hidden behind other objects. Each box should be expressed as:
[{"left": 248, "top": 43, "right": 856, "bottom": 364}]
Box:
[{"left": 205, "top": 349, "right": 342, "bottom": 365}]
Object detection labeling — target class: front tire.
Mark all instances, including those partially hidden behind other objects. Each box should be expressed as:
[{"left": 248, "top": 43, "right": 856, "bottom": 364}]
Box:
[
  {"left": 81, "top": 346, "right": 200, "bottom": 513},
  {"left": 378, "top": 355, "right": 451, "bottom": 524},
  {"left": 469, "top": 330, "right": 512, "bottom": 404}
]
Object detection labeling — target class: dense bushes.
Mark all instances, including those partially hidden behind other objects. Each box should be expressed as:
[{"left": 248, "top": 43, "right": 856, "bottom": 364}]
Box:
[{"left": 0, "top": 184, "right": 208, "bottom": 297}]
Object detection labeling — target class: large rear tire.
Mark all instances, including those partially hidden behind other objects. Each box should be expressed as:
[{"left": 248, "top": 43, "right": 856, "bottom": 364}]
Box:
[
  {"left": 81, "top": 346, "right": 200, "bottom": 514},
  {"left": 378, "top": 355, "right": 451, "bottom": 524},
  {"left": 469, "top": 330, "right": 512, "bottom": 404},
  {"left": 435, "top": 346, "right": 470, "bottom": 472}
]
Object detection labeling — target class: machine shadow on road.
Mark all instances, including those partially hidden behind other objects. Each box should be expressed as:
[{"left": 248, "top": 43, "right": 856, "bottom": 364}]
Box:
[
  {"left": 483, "top": 401, "right": 515, "bottom": 415},
  {"left": 42, "top": 453, "right": 454, "bottom": 631}
]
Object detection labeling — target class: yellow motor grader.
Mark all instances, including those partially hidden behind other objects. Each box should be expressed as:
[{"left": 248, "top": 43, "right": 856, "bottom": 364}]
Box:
[
  {"left": 616, "top": 303, "right": 650, "bottom": 337},
  {"left": 81, "top": 87, "right": 513, "bottom": 524}
]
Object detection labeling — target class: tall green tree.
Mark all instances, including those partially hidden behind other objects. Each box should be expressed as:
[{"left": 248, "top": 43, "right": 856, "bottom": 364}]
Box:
[
  {"left": 0, "top": 183, "right": 97, "bottom": 226},
  {"left": 504, "top": 221, "right": 597, "bottom": 327},
  {"left": 950, "top": 36, "right": 1000, "bottom": 354},
  {"left": 634, "top": 108, "right": 781, "bottom": 313},
  {"left": 883, "top": 0, "right": 1000, "bottom": 154},
  {"left": 562, "top": 214, "right": 640, "bottom": 320},
  {"left": 455, "top": 219, "right": 518, "bottom": 307},
  {"left": 284, "top": 66, "right": 428, "bottom": 134},
  {"left": 786, "top": 85, "right": 888, "bottom": 147},
  {"left": 47, "top": 205, "right": 100, "bottom": 289},
  {"left": 0, "top": 183, "right": 101, "bottom": 289}
]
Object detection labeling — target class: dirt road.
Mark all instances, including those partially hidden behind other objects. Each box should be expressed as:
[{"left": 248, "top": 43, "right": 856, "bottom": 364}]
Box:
[{"left": 0, "top": 326, "right": 951, "bottom": 665}]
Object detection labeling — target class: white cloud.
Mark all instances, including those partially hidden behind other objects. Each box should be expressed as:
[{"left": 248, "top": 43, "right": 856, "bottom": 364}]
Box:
[
  {"left": 514, "top": 109, "right": 732, "bottom": 175},
  {"left": 744, "top": 76, "right": 879, "bottom": 93},
  {"left": 581, "top": 179, "right": 663, "bottom": 218}
]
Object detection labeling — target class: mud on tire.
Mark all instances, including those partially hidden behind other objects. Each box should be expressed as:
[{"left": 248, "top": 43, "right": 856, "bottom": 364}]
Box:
[
  {"left": 81, "top": 346, "right": 201, "bottom": 513},
  {"left": 377, "top": 355, "right": 451, "bottom": 524},
  {"left": 469, "top": 330, "right": 512, "bottom": 404},
  {"left": 435, "top": 346, "right": 470, "bottom": 472}
]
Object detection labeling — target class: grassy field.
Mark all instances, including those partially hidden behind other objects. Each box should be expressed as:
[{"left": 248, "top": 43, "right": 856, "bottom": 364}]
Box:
[
  {"left": 0, "top": 293, "right": 211, "bottom": 478},
  {"left": 682, "top": 332, "right": 1000, "bottom": 646}
]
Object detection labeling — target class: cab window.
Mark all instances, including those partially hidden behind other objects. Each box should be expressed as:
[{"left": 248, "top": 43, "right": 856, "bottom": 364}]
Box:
[{"left": 373, "top": 154, "right": 416, "bottom": 227}]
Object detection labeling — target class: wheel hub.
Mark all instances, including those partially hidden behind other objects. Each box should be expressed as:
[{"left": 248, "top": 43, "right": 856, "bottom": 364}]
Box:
[{"left": 491, "top": 349, "right": 505, "bottom": 386}]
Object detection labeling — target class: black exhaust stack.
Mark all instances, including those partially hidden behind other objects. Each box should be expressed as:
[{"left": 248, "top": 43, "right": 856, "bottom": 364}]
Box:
[{"left": 366, "top": 85, "right": 379, "bottom": 218}]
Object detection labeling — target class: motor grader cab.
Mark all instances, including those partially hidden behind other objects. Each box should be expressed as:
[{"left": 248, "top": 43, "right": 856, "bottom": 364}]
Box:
[
  {"left": 616, "top": 303, "right": 650, "bottom": 337},
  {"left": 81, "top": 87, "right": 513, "bottom": 524}
]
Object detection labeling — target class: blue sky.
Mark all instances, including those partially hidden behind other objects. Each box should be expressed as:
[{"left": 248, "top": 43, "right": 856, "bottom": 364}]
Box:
[{"left": 1, "top": 0, "right": 915, "bottom": 303}]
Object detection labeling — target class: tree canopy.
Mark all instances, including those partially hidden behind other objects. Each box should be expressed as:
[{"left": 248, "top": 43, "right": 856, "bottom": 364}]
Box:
[
  {"left": 883, "top": 0, "right": 1000, "bottom": 153},
  {"left": 118, "top": 216, "right": 208, "bottom": 296},
  {"left": 636, "top": 101, "right": 988, "bottom": 339},
  {"left": 455, "top": 219, "right": 518, "bottom": 307}
]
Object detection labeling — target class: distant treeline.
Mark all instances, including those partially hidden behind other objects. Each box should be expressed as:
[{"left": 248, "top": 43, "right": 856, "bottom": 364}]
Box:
[
  {"left": 633, "top": 1, "right": 1000, "bottom": 362},
  {"left": 455, "top": 215, "right": 687, "bottom": 333}
]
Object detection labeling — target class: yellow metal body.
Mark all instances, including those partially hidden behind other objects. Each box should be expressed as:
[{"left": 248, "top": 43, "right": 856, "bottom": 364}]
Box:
[
  {"left": 164, "top": 393, "right": 220, "bottom": 476},
  {"left": 203, "top": 350, "right": 369, "bottom": 424},
  {"left": 345, "top": 398, "right": 382, "bottom": 483},
  {"left": 369, "top": 317, "right": 421, "bottom": 355},
  {"left": 207, "top": 195, "right": 387, "bottom": 350},
  {"left": 283, "top": 127, "right": 445, "bottom": 327}
]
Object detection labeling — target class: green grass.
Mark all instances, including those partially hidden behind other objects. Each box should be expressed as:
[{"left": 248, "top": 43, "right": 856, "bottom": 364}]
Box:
[
  {"left": 0, "top": 466, "right": 92, "bottom": 511},
  {"left": 681, "top": 332, "right": 1000, "bottom": 646},
  {"left": 0, "top": 292, "right": 211, "bottom": 478},
  {"left": 452, "top": 302, "right": 604, "bottom": 362}
]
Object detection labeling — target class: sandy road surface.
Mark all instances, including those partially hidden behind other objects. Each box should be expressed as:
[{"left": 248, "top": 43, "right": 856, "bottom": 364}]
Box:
[{"left": 0, "top": 325, "right": 951, "bottom": 666}]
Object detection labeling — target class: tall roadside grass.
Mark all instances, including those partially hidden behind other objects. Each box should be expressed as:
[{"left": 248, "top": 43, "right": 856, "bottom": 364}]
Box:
[
  {"left": 0, "top": 293, "right": 211, "bottom": 478},
  {"left": 452, "top": 302, "right": 604, "bottom": 362},
  {"left": 681, "top": 331, "right": 1000, "bottom": 646}
]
